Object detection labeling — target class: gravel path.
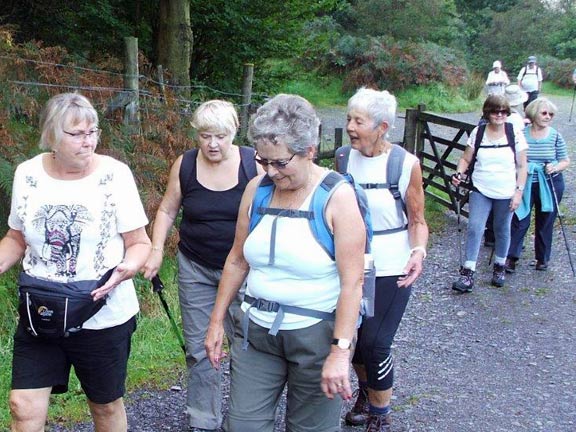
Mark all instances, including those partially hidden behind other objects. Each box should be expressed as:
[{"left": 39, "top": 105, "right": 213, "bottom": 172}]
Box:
[{"left": 48, "top": 95, "right": 576, "bottom": 431}]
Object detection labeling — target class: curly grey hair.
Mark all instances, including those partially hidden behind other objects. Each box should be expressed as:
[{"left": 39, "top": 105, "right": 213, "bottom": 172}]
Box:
[{"left": 248, "top": 94, "right": 320, "bottom": 154}]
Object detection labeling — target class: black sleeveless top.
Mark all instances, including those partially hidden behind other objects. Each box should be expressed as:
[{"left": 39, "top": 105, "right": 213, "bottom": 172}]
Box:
[{"left": 178, "top": 146, "right": 257, "bottom": 269}]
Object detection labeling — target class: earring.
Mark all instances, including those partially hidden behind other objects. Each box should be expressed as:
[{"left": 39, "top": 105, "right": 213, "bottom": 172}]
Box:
[{"left": 51, "top": 150, "right": 57, "bottom": 159}]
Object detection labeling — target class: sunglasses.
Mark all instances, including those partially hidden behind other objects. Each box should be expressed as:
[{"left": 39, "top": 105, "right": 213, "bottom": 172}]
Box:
[
  {"left": 254, "top": 153, "right": 297, "bottom": 169},
  {"left": 540, "top": 111, "right": 555, "bottom": 117},
  {"left": 489, "top": 109, "right": 509, "bottom": 116}
]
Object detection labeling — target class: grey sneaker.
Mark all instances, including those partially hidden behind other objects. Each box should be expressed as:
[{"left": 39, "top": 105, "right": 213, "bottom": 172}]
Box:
[
  {"left": 452, "top": 267, "right": 475, "bottom": 293},
  {"left": 491, "top": 263, "right": 506, "bottom": 287}
]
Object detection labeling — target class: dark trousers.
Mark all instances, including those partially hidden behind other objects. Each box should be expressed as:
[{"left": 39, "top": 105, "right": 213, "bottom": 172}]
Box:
[
  {"left": 508, "top": 174, "right": 564, "bottom": 263},
  {"left": 524, "top": 90, "right": 539, "bottom": 109}
]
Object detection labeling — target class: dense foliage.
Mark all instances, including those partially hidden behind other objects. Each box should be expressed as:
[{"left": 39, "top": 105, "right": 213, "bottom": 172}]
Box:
[{"left": 3, "top": 0, "right": 576, "bottom": 92}]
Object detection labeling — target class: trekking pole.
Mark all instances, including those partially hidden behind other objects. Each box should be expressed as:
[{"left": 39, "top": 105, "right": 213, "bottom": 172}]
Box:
[
  {"left": 546, "top": 169, "right": 576, "bottom": 277},
  {"left": 152, "top": 275, "right": 186, "bottom": 353},
  {"left": 570, "top": 85, "right": 576, "bottom": 123}
]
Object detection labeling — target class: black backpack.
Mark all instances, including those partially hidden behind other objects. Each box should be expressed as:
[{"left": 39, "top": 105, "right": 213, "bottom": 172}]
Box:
[{"left": 466, "top": 122, "right": 516, "bottom": 184}]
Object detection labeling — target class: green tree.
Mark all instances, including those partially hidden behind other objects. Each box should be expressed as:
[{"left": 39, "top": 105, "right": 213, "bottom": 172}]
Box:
[{"left": 352, "top": 0, "right": 464, "bottom": 49}]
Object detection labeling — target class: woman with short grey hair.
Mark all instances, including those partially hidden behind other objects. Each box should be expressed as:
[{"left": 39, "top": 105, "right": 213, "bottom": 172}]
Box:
[{"left": 206, "top": 94, "right": 366, "bottom": 431}]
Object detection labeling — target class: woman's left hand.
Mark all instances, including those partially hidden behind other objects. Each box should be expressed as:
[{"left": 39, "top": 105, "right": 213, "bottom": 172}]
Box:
[
  {"left": 398, "top": 250, "right": 424, "bottom": 288},
  {"left": 321, "top": 348, "right": 352, "bottom": 400}
]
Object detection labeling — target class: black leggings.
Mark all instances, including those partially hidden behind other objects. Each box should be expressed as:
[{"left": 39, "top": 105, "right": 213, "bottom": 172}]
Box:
[{"left": 352, "top": 276, "right": 412, "bottom": 391}]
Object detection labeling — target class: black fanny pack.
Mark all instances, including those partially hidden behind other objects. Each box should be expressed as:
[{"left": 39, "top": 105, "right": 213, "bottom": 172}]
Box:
[{"left": 18, "top": 268, "right": 115, "bottom": 338}]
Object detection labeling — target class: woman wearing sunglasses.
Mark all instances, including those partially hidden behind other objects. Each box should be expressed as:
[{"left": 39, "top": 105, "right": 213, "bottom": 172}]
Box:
[
  {"left": 205, "top": 94, "right": 366, "bottom": 431},
  {"left": 451, "top": 94, "right": 528, "bottom": 292},
  {"left": 506, "top": 97, "right": 570, "bottom": 272}
]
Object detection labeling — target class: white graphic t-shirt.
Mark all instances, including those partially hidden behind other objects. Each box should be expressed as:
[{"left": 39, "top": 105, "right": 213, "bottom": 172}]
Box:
[{"left": 9, "top": 154, "right": 149, "bottom": 329}]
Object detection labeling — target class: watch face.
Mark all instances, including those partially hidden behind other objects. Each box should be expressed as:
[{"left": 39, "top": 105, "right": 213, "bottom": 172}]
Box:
[{"left": 337, "top": 338, "right": 351, "bottom": 349}]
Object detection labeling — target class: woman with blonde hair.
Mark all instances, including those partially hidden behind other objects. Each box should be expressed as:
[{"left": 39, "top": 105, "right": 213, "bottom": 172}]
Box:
[{"left": 143, "top": 100, "right": 262, "bottom": 431}]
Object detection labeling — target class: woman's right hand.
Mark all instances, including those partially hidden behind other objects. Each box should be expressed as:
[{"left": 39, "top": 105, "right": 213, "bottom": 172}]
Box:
[
  {"left": 142, "top": 248, "right": 163, "bottom": 279},
  {"left": 205, "top": 320, "right": 226, "bottom": 369},
  {"left": 451, "top": 172, "right": 462, "bottom": 187}
]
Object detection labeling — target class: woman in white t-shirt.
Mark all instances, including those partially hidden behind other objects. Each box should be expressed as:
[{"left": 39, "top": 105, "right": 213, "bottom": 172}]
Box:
[
  {"left": 2, "top": 93, "right": 151, "bottom": 431},
  {"left": 451, "top": 94, "right": 528, "bottom": 292}
]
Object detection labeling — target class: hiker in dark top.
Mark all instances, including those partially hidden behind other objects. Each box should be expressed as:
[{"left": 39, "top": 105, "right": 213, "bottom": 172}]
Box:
[
  {"left": 451, "top": 95, "right": 528, "bottom": 293},
  {"left": 143, "top": 100, "right": 262, "bottom": 431},
  {"left": 506, "top": 97, "right": 570, "bottom": 273},
  {"left": 341, "top": 87, "right": 428, "bottom": 432},
  {"left": 205, "top": 94, "right": 366, "bottom": 432}
]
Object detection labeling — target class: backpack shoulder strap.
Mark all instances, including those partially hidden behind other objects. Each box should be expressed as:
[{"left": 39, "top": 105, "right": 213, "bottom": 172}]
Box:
[
  {"left": 239, "top": 146, "right": 258, "bottom": 180},
  {"left": 504, "top": 122, "right": 515, "bottom": 152},
  {"left": 249, "top": 175, "right": 275, "bottom": 233},
  {"left": 308, "top": 171, "right": 345, "bottom": 260},
  {"left": 179, "top": 149, "right": 199, "bottom": 195},
  {"left": 335, "top": 145, "right": 352, "bottom": 174},
  {"left": 386, "top": 144, "right": 408, "bottom": 222}
]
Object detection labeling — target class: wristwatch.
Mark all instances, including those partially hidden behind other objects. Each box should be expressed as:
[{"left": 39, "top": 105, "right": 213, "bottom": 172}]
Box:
[{"left": 332, "top": 338, "right": 352, "bottom": 350}]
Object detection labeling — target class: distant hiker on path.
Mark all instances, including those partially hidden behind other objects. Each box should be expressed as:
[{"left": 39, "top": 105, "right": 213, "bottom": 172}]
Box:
[
  {"left": 517, "top": 56, "right": 543, "bottom": 109},
  {"left": 485, "top": 60, "right": 510, "bottom": 95},
  {"left": 452, "top": 94, "right": 527, "bottom": 293}
]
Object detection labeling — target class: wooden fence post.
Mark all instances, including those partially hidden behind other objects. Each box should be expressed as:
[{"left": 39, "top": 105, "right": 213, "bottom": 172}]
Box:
[
  {"left": 240, "top": 63, "right": 254, "bottom": 142},
  {"left": 157, "top": 64, "right": 167, "bottom": 103},
  {"left": 402, "top": 104, "right": 426, "bottom": 155},
  {"left": 123, "top": 36, "right": 140, "bottom": 134}
]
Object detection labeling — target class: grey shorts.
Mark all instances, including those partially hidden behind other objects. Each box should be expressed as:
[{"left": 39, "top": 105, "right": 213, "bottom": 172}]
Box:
[
  {"left": 226, "top": 312, "right": 341, "bottom": 432},
  {"left": 12, "top": 316, "right": 136, "bottom": 404}
]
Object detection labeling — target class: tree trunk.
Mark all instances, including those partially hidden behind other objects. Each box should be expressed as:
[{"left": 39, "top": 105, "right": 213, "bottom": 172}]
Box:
[{"left": 156, "top": 0, "right": 192, "bottom": 95}]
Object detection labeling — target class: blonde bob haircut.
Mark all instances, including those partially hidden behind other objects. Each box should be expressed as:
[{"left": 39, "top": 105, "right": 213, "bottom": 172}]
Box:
[
  {"left": 190, "top": 100, "right": 239, "bottom": 140},
  {"left": 39, "top": 93, "right": 99, "bottom": 151},
  {"left": 524, "top": 97, "right": 558, "bottom": 123}
]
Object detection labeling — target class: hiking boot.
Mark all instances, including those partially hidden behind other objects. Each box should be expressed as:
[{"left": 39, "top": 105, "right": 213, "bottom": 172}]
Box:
[
  {"left": 344, "top": 387, "right": 369, "bottom": 426},
  {"left": 452, "top": 267, "right": 474, "bottom": 293},
  {"left": 365, "top": 413, "right": 392, "bottom": 432},
  {"left": 505, "top": 257, "right": 517, "bottom": 274},
  {"left": 491, "top": 263, "right": 506, "bottom": 287},
  {"left": 535, "top": 261, "right": 548, "bottom": 271}
]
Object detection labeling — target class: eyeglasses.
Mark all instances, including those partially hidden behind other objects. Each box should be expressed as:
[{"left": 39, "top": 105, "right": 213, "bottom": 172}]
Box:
[
  {"left": 489, "top": 109, "right": 509, "bottom": 116},
  {"left": 540, "top": 111, "right": 555, "bottom": 117},
  {"left": 63, "top": 128, "right": 101, "bottom": 141},
  {"left": 254, "top": 153, "right": 297, "bottom": 169}
]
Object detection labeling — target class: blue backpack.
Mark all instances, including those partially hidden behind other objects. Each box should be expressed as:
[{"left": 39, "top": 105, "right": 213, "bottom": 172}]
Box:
[{"left": 249, "top": 171, "right": 373, "bottom": 262}]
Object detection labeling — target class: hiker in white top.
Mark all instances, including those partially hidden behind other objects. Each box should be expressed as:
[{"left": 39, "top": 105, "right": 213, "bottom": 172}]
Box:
[
  {"left": 517, "top": 55, "right": 543, "bottom": 109},
  {"left": 486, "top": 60, "right": 510, "bottom": 95}
]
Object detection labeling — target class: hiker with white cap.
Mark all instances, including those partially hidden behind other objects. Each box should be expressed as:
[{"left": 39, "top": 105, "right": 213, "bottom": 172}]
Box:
[
  {"left": 486, "top": 60, "right": 510, "bottom": 95},
  {"left": 517, "top": 56, "right": 543, "bottom": 109}
]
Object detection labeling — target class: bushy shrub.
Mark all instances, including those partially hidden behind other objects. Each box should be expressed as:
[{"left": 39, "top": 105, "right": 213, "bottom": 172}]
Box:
[
  {"left": 537, "top": 56, "right": 576, "bottom": 89},
  {"left": 334, "top": 36, "right": 469, "bottom": 93}
]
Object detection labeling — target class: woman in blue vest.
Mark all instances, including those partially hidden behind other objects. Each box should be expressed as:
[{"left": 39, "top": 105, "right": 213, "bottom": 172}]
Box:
[
  {"left": 143, "top": 100, "right": 262, "bottom": 431},
  {"left": 451, "top": 94, "right": 528, "bottom": 292},
  {"left": 205, "top": 94, "right": 366, "bottom": 431},
  {"left": 342, "top": 87, "right": 428, "bottom": 431},
  {"left": 506, "top": 97, "right": 570, "bottom": 272}
]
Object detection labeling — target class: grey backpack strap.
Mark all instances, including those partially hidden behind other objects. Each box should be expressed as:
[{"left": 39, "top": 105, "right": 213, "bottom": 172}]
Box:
[
  {"left": 335, "top": 145, "right": 351, "bottom": 174},
  {"left": 386, "top": 144, "right": 407, "bottom": 222}
]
